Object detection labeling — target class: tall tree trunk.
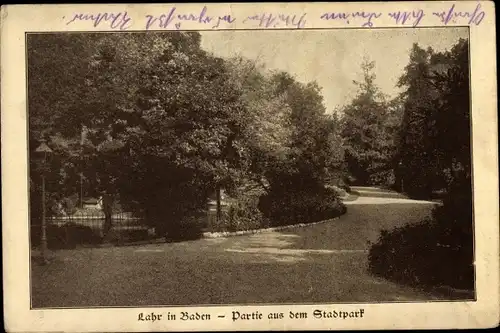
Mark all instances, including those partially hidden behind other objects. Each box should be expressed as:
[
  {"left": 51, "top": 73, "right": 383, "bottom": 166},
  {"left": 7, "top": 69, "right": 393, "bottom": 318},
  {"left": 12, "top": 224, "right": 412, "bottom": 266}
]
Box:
[
  {"left": 102, "top": 193, "right": 113, "bottom": 236},
  {"left": 216, "top": 186, "right": 222, "bottom": 222}
]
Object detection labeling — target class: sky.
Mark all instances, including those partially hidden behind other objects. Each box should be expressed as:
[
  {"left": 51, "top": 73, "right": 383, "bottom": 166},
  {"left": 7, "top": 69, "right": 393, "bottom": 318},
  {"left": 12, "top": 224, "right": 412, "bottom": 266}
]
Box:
[{"left": 200, "top": 28, "right": 468, "bottom": 112}]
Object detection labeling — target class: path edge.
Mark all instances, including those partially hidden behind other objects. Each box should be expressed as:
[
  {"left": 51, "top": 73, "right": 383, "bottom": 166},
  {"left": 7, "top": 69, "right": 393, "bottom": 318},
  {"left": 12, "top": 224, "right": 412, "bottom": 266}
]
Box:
[{"left": 202, "top": 215, "right": 342, "bottom": 239}]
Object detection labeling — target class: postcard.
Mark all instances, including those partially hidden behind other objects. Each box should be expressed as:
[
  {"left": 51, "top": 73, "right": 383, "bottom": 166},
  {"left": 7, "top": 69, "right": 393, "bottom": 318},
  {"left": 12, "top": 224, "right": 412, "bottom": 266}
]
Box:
[{"left": 1, "top": 1, "right": 498, "bottom": 331}]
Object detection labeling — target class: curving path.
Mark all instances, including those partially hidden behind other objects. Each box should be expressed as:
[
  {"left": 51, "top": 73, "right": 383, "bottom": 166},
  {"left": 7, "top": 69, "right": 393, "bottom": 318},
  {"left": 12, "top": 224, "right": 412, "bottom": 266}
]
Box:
[{"left": 32, "top": 187, "right": 451, "bottom": 308}]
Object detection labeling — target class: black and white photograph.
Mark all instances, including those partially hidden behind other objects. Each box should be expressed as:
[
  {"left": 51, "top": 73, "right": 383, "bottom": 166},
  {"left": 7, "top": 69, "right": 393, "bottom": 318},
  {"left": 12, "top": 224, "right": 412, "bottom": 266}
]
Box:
[{"left": 27, "top": 27, "right": 476, "bottom": 308}]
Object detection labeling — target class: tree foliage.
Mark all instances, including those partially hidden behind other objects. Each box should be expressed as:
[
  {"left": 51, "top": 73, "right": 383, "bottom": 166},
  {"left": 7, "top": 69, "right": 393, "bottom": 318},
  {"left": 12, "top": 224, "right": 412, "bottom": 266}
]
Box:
[
  {"left": 340, "top": 58, "right": 400, "bottom": 185},
  {"left": 28, "top": 32, "right": 346, "bottom": 234},
  {"left": 396, "top": 39, "right": 470, "bottom": 198},
  {"left": 261, "top": 71, "right": 345, "bottom": 191},
  {"left": 368, "top": 39, "right": 473, "bottom": 291}
]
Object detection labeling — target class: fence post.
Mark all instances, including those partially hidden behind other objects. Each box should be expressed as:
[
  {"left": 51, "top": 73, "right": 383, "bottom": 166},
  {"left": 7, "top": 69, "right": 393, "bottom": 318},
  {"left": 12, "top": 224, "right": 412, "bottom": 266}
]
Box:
[
  {"left": 65, "top": 217, "right": 70, "bottom": 248},
  {"left": 206, "top": 203, "right": 212, "bottom": 233}
]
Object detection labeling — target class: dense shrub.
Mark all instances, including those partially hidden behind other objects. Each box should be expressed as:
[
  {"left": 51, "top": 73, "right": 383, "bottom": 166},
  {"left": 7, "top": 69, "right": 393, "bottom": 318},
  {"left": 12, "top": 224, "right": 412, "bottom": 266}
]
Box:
[
  {"left": 162, "top": 213, "right": 206, "bottom": 241},
  {"left": 149, "top": 185, "right": 208, "bottom": 241},
  {"left": 60, "top": 194, "right": 80, "bottom": 215},
  {"left": 328, "top": 185, "right": 347, "bottom": 198},
  {"left": 339, "top": 183, "right": 351, "bottom": 194},
  {"left": 45, "top": 223, "right": 103, "bottom": 249},
  {"left": 404, "top": 182, "right": 433, "bottom": 199},
  {"left": 219, "top": 196, "right": 270, "bottom": 232},
  {"left": 328, "top": 174, "right": 352, "bottom": 193},
  {"left": 368, "top": 169, "right": 395, "bottom": 188},
  {"left": 105, "top": 228, "right": 152, "bottom": 245},
  {"left": 258, "top": 186, "right": 346, "bottom": 227},
  {"left": 368, "top": 183, "right": 474, "bottom": 290}
]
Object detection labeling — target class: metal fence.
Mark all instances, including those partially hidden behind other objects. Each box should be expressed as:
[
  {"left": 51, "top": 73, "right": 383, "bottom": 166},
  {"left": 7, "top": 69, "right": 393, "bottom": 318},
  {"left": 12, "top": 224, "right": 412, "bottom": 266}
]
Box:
[
  {"left": 31, "top": 211, "right": 151, "bottom": 249},
  {"left": 31, "top": 203, "right": 234, "bottom": 249},
  {"left": 50, "top": 211, "right": 148, "bottom": 233}
]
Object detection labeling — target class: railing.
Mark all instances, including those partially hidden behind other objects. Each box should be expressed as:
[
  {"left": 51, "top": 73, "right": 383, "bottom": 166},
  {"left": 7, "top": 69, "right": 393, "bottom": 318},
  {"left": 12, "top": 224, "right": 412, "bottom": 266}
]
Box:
[
  {"left": 206, "top": 201, "right": 231, "bottom": 232},
  {"left": 31, "top": 210, "right": 151, "bottom": 249},
  {"left": 31, "top": 204, "right": 235, "bottom": 249},
  {"left": 49, "top": 211, "right": 148, "bottom": 232}
]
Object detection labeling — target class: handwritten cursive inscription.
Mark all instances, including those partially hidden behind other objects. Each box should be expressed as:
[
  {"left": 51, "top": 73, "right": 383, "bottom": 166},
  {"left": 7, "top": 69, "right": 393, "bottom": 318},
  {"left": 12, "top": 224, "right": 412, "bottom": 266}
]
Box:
[
  {"left": 145, "top": 6, "right": 235, "bottom": 30},
  {"left": 65, "top": 11, "right": 132, "bottom": 30},
  {"left": 212, "top": 14, "right": 236, "bottom": 28},
  {"left": 388, "top": 10, "right": 425, "bottom": 27},
  {"left": 145, "top": 7, "right": 211, "bottom": 30},
  {"left": 243, "top": 12, "right": 307, "bottom": 29},
  {"left": 432, "top": 3, "right": 485, "bottom": 25},
  {"left": 63, "top": 4, "right": 488, "bottom": 31},
  {"left": 320, "top": 11, "right": 382, "bottom": 27}
]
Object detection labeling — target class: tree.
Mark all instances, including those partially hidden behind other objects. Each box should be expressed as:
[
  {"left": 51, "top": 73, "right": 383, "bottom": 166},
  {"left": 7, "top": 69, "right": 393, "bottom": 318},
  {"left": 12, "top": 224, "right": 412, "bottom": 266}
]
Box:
[
  {"left": 224, "top": 57, "right": 293, "bottom": 190},
  {"left": 28, "top": 32, "right": 347, "bottom": 235},
  {"left": 396, "top": 39, "right": 470, "bottom": 198},
  {"left": 430, "top": 39, "right": 470, "bottom": 182},
  {"left": 28, "top": 32, "right": 249, "bottom": 236},
  {"left": 224, "top": 61, "right": 344, "bottom": 193},
  {"left": 267, "top": 71, "right": 344, "bottom": 190},
  {"left": 340, "top": 58, "right": 396, "bottom": 185},
  {"left": 369, "top": 39, "right": 473, "bottom": 290},
  {"left": 255, "top": 71, "right": 346, "bottom": 225},
  {"left": 396, "top": 44, "right": 438, "bottom": 197},
  {"left": 100, "top": 32, "right": 249, "bottom": 234}
]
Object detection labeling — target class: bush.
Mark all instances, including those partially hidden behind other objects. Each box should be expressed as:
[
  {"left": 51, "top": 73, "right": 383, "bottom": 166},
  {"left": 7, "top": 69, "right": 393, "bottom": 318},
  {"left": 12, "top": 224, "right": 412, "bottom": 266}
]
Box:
[
  {"left": 328, "top": 174, "right": 352, "bottom": 193},
  {"left": 368, "top": 188, "right": 474, "bottom": 290},
  {"left": 46, "top": 223, "right": 103, "bottom": 249},
  {"left": 339, "top": 182, "right": 351, "bottom": 194},
  {"left": 127, "top": 229, "right": 151, "bottom": 242},
  {"left": 259, "top": 186, "right": 346, "bottom": 227},
  {"left": 329, "top": 185, "right": 348, "bottom": 198},
  {"left": 105, "top": 228, "right": 152, "bottom": 245},
  {"left": 346, "top": 175, "right": 357, "bottom": 185},
  {"left": 61, "top": 194, "right": 79, "bottom": 216},
  {"left": 219, "top": 196, "right": 270, "bottom": 232},
  {"left": 368, "top": 169, "right": 395, "bottom": 188},
  {"left": 401, "top": 171, "right": 434, "bottom": 199},
  {"left": 163, "top": 213, "right": 206, "bottom": 241},
  {"left": 149, "top": 187, "right": 208, "bottom": 241}
]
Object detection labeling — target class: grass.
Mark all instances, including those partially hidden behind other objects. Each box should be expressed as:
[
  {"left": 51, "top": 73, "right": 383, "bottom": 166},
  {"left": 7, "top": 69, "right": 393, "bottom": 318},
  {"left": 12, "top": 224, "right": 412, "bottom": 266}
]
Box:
[{"left": 31, "top": 198, "right": 459, "bottom": 308}]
